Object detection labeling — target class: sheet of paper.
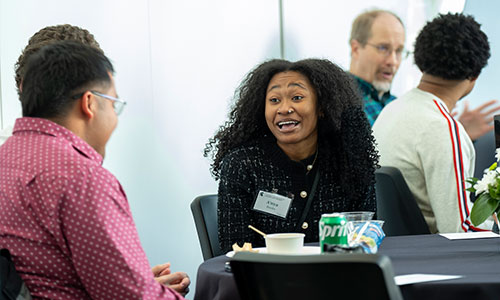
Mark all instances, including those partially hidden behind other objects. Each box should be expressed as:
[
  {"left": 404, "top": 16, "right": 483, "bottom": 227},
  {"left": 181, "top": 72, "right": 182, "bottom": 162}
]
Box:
[
  {"left": 394, "top": 274, "right": 462, "bottom": 286},
  {"left": 439, "top": 232, "right": 499, "bottom": 240}
]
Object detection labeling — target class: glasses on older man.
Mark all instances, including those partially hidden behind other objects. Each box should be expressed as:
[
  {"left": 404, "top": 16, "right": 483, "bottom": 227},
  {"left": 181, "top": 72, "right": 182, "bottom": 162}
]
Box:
[
  {"left": 71, "top": 91, "right": 127, "bottom": 115},
  {"left": 366, "top": 43, "right": 410, "bottom": 60}
]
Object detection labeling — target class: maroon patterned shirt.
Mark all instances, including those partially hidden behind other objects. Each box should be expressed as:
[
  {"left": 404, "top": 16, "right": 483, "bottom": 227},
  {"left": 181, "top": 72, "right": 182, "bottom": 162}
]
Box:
[{"left": 0, "top": 117, "right": 184, "bottom": 300}]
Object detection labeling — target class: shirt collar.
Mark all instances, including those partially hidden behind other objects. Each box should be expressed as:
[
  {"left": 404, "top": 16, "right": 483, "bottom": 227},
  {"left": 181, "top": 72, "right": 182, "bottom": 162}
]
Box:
[
  {"left": 13, "top": 117, "right": 103, "bottom": 164},
  {"left": 414, "top": 88, "right": 450, "bottom": 113},
  {"left": 352, "top": 74, "right": 395, "bottom": 103}
]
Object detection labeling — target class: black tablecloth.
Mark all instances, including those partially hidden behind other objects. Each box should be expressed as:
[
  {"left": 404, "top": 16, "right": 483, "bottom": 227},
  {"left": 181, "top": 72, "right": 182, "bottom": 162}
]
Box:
[{"left": 194, "top": 234, "right": 500, "bottom": 300}]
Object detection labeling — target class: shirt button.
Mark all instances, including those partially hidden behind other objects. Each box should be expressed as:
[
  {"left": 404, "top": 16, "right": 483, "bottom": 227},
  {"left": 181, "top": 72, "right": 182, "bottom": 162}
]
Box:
[
  {"left": 302, "top": 222, "right": 308, "bottom": 229},
  {"left": 300, "top": 191, "right": 307, "bottom": 198}
]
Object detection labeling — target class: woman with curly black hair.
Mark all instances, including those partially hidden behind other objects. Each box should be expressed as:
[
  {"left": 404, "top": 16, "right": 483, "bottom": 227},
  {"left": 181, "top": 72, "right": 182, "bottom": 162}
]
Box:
[{"left": 204, "top": 58, "right": 379, "bottom": 252}]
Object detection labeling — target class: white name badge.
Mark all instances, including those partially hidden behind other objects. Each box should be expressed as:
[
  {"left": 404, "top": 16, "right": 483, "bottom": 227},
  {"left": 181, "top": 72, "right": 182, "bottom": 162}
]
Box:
[{"left": 252, "top": 191, "right": 292, "bottom": 219}]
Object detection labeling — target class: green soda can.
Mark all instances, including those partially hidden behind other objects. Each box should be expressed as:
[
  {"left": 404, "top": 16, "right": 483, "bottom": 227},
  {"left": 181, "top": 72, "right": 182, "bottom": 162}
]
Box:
[{"left": 319, "top": 213, "right": 348, "bottom": 252}]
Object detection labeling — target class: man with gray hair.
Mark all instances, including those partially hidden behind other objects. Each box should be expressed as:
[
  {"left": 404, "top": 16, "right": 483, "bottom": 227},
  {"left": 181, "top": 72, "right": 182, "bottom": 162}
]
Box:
[
  {"left": 349, "top": 9, "right": 499, "bottom": 141},
  {"left": 349, "top": 9, "right": 405, "bottom": 126}
]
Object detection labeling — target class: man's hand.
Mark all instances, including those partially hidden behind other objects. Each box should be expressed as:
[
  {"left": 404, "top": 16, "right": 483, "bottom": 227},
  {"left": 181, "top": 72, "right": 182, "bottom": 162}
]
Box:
[
  {"left": 455, "top": 100, "right": 500, "bottom": 140},
  {"left": 155, "top": 272, "right": 191, "bottom": 296},
  {"left": 152, "top": 263, "right": 190, "bottom": 296},
  {"left": 152, "top": 262, "right": 171, "bottom": 277}
]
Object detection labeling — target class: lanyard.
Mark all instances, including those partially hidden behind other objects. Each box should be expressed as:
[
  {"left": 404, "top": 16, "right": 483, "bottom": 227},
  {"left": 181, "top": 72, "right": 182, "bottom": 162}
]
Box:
[{"left": 295, "top": 170, "right": 320, "bottom": 231}]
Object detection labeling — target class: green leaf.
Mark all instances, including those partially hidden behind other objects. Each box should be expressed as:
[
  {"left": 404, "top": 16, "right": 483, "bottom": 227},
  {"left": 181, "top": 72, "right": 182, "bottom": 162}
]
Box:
[
  {"left": 490, "top": 162, "right": 498, "bottom": 171},
  {"left": 489, "top": 185, "right": 499, "bottom": 199},
  {"left": 466, "top": 178, "right": 479, "bottom": 185},
  {"left": 466, "top": 187, "right": 476, "bottom": 193},
  {"left": 471, "top": 193, "right": 499, "bottom": 226},
  {"left": 466, "top": 178, "right": 478, "bottom": 193}
]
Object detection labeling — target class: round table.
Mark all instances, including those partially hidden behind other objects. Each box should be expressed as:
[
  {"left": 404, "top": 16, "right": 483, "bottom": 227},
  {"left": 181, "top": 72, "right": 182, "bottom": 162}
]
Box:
[{"left": 194, "top": 234, "right": 500, "bottom": 300}]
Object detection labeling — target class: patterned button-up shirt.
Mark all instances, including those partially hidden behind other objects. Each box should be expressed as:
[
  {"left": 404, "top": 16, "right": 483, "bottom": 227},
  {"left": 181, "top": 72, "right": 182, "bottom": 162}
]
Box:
[
  {"left": 353, "top": 75, "right": 396, "bottom": 126},
  {"left": 0, "top": 117, "right": 183, "bottom": 300}
]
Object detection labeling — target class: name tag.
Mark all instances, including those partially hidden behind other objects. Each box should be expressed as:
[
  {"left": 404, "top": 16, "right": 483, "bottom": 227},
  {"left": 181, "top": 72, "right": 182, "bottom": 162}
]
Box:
[{"left": 253, "top": 191, "right": 292, "bottom": 219}]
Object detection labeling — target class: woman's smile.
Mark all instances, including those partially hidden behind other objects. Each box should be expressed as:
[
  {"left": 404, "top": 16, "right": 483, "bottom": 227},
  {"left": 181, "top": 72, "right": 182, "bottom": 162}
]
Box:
[{"left": 265, "top": 71, "right": 318, "bottom": 160}]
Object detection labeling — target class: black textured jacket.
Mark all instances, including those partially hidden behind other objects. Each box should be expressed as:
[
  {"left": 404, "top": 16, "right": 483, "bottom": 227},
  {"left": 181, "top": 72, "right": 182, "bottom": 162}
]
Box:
[{"left": 217, "top": 137, "right": 376, "bottom": 253}]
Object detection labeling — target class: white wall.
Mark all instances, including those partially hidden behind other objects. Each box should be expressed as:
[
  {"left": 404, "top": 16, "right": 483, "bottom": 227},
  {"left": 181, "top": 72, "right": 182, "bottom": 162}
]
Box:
[
  {"left": 461, "top": 0, "right": 500, "bottom": 177},
  {"left": 0, "top": 0, "right": 280, "bottom": 297},
  {"left": 463, "top": 0, "right": 500, "bottom": 109},
  {"left": 281, "top": 0, "right": 450, "bottom": 97}
]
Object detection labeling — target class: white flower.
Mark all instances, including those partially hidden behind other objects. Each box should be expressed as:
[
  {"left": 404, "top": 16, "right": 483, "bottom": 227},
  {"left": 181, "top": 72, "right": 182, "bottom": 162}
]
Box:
[
  {"left": 474, "top": 170, "right": 498, "bottom": 196},
  {"left": 474, "top": 181, "right": 489, "bottom": 196},
  {"left": 495, "top": 148, "right": 500, "bottom": 162}
]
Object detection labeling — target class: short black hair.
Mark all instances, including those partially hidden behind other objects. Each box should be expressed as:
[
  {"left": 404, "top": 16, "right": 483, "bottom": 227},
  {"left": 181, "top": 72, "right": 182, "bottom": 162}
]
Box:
[
  {"left": 20, "top": 40, "right": 114, "bottom": 118},
  {"left": 414, "top": 13, "right": 490, "bottom": 80}
]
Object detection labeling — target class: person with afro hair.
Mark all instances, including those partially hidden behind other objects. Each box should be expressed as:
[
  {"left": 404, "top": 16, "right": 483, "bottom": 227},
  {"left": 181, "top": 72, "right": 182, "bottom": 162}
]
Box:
[
  {"left": 373, "top": 13, "right": 494, "bottom": 234},
  {"left": 204, "top": 58, "right": 379, "bottom": 252}
]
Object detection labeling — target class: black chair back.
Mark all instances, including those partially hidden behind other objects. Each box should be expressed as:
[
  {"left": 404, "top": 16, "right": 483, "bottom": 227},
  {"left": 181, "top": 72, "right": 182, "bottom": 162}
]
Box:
[
  {"left": 473, "top": 130, "right": 495, "bottom": 180},
  {"left": 375, "top": 166, "right": 430, "bottom": 236},
  {"left": 231, "top": 252, "right": 403, "bottom": 300},
  {"left": 190, "top": 194, "right": 222, "bottom": 260},
  {"left": 0, "top": 249, "right": 31, "bottom": 300}
]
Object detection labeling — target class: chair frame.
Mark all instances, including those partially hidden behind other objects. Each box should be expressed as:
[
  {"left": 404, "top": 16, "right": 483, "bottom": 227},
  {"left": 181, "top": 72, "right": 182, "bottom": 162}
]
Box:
[
  {"left": 375, "top": 166, "right": 430, "bottom": 236},
  {"left": 190, "top": 194, "right": 221, "bottom": 260}
]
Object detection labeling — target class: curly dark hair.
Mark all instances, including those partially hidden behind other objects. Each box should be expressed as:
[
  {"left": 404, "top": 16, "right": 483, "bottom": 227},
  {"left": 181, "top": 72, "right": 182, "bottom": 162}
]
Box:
[
  {"left": 414, "top": 13, "right": 490, "bottom": 80},
  {"left": 15, "top": 24, "right": 102, "bottom": 95},
  {"left": 204, "top": 58, "right": 379, "bottom": 188}
]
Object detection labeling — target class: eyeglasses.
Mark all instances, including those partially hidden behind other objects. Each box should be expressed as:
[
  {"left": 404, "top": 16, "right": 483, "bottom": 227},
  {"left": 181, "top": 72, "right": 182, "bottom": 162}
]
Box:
[
  {"left": 366, "top": 43, "right": 410, "bottom": 60},
  {"left": 90, "top": 91, "right": 127, "bottom": 116},
  {"left": 71, "top": 91, "right": 127, "bottom": 115}
]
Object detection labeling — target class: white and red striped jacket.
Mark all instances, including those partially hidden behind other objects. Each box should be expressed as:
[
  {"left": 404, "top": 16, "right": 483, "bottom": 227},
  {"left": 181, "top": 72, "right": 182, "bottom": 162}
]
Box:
[{"left": 373, "top": 88, "right": 493, "bottom": 233}]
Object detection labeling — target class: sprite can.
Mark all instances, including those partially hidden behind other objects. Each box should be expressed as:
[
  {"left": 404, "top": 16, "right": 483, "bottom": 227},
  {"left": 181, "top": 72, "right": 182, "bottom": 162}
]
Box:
[{"left": 319, "top": 213, "right": 348, "bottom": 252}]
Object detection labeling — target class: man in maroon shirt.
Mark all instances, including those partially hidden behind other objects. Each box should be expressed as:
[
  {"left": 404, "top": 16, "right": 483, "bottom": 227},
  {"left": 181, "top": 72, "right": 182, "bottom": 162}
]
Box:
[{"left": 0, "top": 41, "right": 187, "bottom": 299}]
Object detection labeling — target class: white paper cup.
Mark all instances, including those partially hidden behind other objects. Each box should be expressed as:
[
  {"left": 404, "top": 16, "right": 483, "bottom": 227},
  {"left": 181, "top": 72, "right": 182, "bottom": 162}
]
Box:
[{"left": 265, "top": 233, "right": 305, "bottom": 254}]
